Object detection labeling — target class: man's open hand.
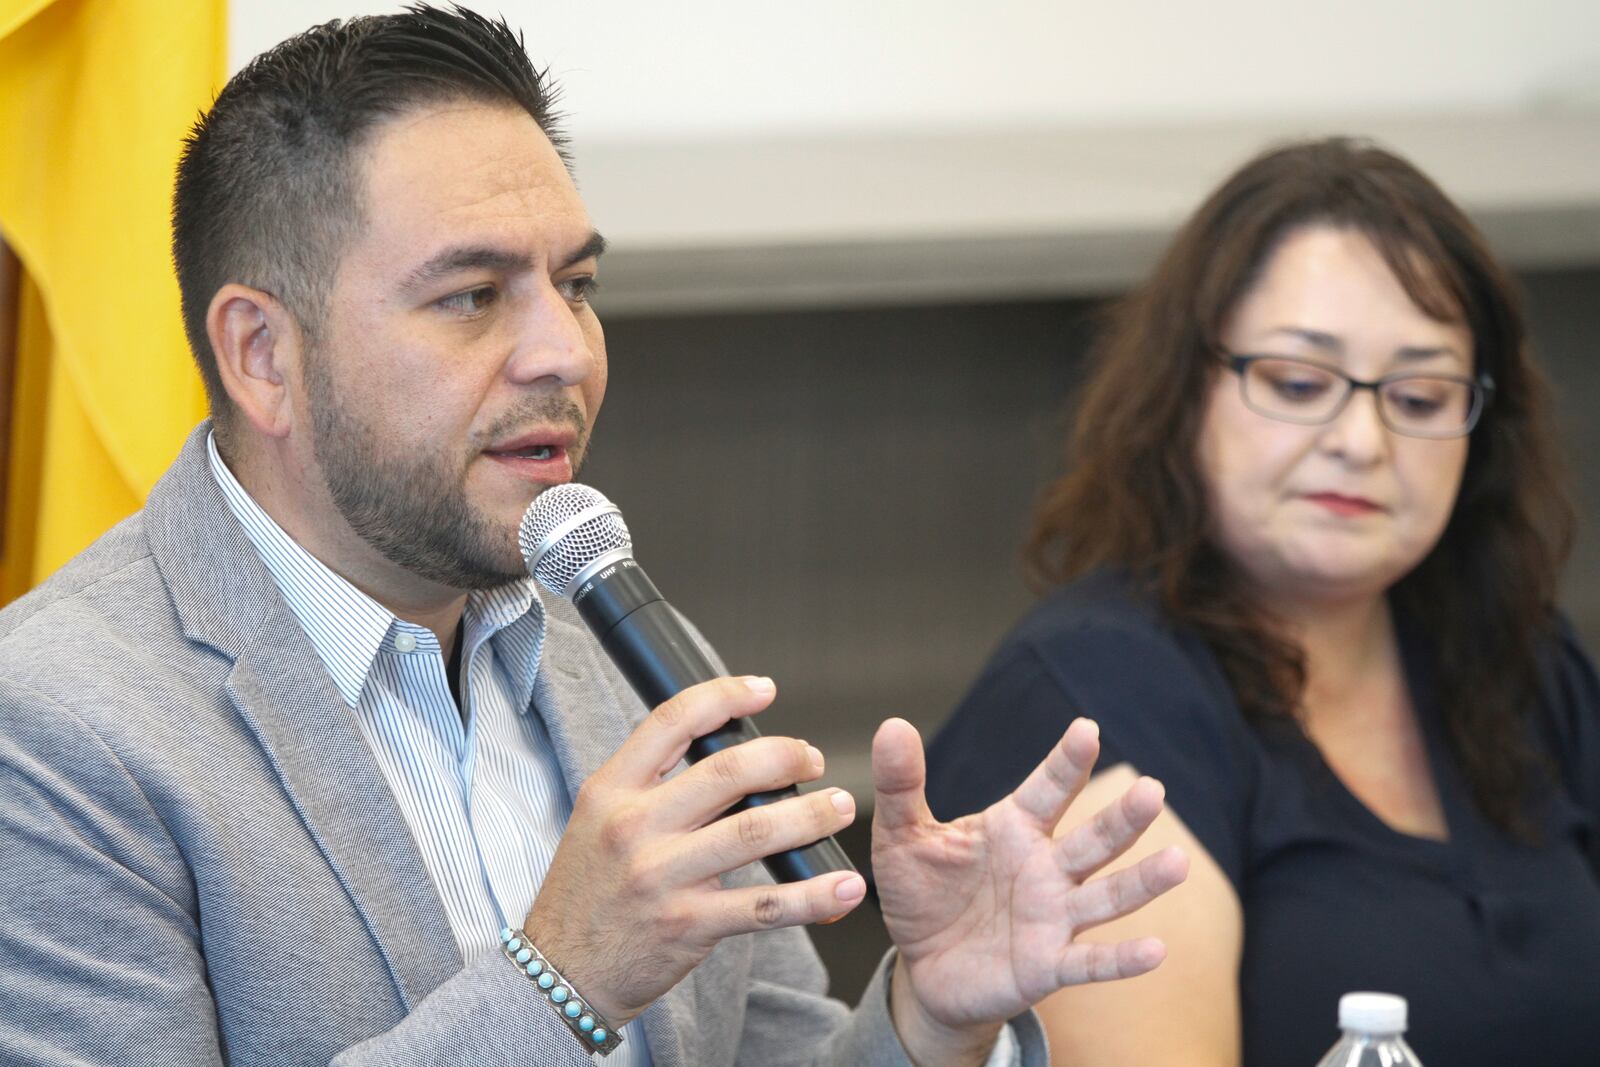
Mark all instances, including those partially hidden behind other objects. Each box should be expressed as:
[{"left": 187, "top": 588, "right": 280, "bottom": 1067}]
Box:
[{"left": 871, "top": 716, "right": 1188, "bottom": 1066}]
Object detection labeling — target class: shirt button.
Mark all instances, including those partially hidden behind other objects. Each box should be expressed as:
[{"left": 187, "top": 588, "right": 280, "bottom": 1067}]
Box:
[{"left": 394, "top": 632, "right": 418, "bottom": 653}]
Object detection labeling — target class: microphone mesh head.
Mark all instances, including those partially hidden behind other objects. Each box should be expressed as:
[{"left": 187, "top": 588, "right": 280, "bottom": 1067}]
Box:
[{"left": 519, "top": 483, "right": 633, "bottom": 597}]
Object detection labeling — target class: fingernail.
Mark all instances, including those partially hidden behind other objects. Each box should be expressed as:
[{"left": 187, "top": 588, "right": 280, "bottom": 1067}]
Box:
[
  {"left": 835, "top": 875, "right": 866, "bottom": 902},
  {"left": 830, "top": 789, "right": 854, "bottom": 815},
  {"left": 806, "top": 744, "right": 825, "bottom": 771},
  {"left": 744, "top": 676, "right": 775, "bottom": 695}
]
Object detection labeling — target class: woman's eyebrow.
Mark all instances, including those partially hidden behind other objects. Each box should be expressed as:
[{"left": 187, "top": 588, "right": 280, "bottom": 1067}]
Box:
[
  {"left": 1265, "top": 326, "right": 1341, "bottom": 351},
  {"left": 1263, "top": 328, "right": 1466, "bottom": 367},
  {"left": 1394, "top": 344, "right": 1466, "bottom": 365}
]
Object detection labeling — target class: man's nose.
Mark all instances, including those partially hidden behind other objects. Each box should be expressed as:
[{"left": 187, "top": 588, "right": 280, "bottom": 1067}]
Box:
[{"left": 503, "top": 283, "right": 595, "bottom": 386}]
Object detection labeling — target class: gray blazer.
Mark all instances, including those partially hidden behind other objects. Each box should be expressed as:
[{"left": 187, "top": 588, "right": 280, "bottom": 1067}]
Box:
[{"left": 0, "top": 427, "right": 1045, "bottom": 1066}]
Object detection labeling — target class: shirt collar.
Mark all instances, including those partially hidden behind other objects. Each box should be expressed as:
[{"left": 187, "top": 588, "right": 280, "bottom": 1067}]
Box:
[
  {"left": 464, "top": 581, "right": 547, "bottom": 714},
  {"left": 206, "top": 431, "right": 545, "bottom": 710}
]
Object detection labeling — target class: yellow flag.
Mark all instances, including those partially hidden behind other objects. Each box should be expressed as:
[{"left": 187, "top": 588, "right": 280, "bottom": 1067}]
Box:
[{"left": 0, "top": 0, "right": 225, "bottom": 603}]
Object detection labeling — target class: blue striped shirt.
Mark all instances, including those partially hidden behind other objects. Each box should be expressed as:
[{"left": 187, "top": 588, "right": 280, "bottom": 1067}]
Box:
[{"left": 207, "top": 433, "right": 651, "bottom": 1063}]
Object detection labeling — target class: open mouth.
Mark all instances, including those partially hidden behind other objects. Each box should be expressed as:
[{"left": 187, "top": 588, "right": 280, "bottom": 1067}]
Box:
[
  {"left": 483, "top": 438, "right": 574, "bottom": 484},
  {"left": 493, "top": 444, "right": 558, "bottom": 460}
]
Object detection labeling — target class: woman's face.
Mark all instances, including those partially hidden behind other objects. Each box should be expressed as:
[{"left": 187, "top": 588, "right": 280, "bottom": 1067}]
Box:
[{"left": 1196, "top": 225, "right": 1473, "bottom": 607}]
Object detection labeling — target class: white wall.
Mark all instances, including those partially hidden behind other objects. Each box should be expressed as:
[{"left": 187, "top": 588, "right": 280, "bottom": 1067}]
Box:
[{"left": 232, "top": 1, "right": 1600, "bottom": 144}]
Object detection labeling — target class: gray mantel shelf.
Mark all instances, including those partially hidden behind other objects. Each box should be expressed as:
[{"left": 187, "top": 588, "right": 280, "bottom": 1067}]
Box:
[{"left": 572, "top": 110, "right": 1600, "bottom": 315}]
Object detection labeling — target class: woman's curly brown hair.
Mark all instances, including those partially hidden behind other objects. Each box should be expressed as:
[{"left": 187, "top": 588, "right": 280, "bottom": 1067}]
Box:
[{"left": 1027, "top": 137, "right": 1573, "bottom": 835}]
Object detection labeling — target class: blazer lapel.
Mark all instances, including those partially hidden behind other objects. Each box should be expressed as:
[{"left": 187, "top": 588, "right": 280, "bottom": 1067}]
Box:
[
  {"left": 526, "top": 600, "right": 636, "bottom": 798},
  {"left": 532, "top": 601, "right": 700, "bottom": 1067},
  {"left": 145, "top": 425, "right": 461, "bottom": 1009},
  {"left": 225, "top": 608, "right": 464, "bottom": 1007}
]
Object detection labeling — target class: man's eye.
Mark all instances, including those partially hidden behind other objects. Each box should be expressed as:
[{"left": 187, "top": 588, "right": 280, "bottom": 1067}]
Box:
[
  {"left": 558, "top": 275, "right": 600, "bottom": 304},
  {"left": 438, "top": 286, "right": 497, "bottom": 314}
]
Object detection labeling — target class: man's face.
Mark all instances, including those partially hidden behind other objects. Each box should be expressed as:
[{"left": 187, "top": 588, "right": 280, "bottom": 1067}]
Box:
[{"left": 302, "top": 100, "right": 607, "bottom": 590}]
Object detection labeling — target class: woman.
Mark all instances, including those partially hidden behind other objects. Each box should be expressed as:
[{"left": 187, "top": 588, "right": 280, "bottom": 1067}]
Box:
[{"left": 923, "top": 138, "right": 1600, "bottom": 1065}]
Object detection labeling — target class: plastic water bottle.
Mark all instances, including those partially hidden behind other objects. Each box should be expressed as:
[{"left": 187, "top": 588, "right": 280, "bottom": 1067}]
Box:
[{"left": 1313, "top": 992, "right": 1424, "bottom": 1066}]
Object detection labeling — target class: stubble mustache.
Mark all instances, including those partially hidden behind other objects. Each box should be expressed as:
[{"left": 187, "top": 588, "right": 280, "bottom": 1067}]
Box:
[{"left": 476, "top": 393, "right": 591, "bottom": 469}]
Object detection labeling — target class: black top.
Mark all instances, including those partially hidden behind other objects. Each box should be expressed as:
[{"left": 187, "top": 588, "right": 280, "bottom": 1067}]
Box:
[{"left": 925, "top": 571, "right": 1600, "bottom": 1066}]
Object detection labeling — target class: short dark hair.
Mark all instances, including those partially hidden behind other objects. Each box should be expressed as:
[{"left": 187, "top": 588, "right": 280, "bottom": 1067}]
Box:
[
  {"left": 1028, "top": 137, "right": 1573, "bottom": 836},
  {"left": 171, "top": 3, "right": 566, "bottom": 438}
]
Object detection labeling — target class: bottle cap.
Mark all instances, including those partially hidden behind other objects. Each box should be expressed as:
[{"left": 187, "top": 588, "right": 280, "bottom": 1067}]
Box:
[{"left": 1339, "top": 992, "right": 1407, "bottom": 1033}]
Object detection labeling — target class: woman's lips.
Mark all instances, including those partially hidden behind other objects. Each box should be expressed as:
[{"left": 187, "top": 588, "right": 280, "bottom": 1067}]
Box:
[{"left": 1302, "top": 492, "right": 1384, "bottom": 517}]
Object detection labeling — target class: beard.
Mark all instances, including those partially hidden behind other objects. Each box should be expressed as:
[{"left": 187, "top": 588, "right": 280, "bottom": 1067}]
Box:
[{"left": 304, "top": 358, "right": 588, "bottom": 591}]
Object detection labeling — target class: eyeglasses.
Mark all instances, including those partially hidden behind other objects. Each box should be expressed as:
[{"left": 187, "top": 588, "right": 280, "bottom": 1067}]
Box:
[{"left": 1221, "top": 351, "right": 1494, "bottom": 439}]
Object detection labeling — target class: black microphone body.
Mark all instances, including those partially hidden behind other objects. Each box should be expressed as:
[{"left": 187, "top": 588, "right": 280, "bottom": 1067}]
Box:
[{"left": 570, "top": 556, "right": 857, "bottom": 886}]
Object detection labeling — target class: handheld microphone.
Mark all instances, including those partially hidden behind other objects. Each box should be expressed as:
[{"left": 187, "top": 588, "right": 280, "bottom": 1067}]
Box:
[{"left": 519, "top": 484, "right": 857, "bottom": 887}]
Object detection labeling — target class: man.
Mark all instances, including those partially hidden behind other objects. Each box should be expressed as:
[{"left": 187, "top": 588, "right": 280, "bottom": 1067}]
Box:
[{"left": 0, "top": 7, "right": 1187, "bottom": 1065}]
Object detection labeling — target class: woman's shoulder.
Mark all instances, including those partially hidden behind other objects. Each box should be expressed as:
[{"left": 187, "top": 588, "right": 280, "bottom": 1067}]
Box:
[
  {"left": 1010, "top": 568, "right": 1167, "bottom": 639},
  {"left": 928, "top": 569, "right": 1261, "bottom": 878},
  {"left": 1533, "top": 614, "right": 1600, "bottom": 808},
  {"left": 998, "top": 570, "right": 1231, "bottom": 707},
  {"left": 932, "top": 570, "right": 1252, "bottom": 782},
  {"left": 1538, "top": 615, "right": 1600, "bottom": 722}
]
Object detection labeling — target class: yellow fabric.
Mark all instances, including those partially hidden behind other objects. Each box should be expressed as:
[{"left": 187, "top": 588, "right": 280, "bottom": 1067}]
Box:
[{"left": 0, "top": 0, "right": 225, "bottom": 601}]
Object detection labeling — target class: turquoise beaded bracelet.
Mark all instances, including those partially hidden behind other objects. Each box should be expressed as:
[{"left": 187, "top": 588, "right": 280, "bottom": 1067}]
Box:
[{"left": 498, "top": 927, "right": 624, "bottom": 1057}]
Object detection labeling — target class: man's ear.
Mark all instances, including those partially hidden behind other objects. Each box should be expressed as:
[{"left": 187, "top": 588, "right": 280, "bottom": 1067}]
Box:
[{"left": 205, "top": 283, "right": 305, "bottom": 439}]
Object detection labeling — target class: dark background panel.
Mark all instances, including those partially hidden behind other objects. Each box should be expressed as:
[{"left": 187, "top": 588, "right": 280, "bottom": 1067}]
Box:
[{"left": 583, "top": 300, "right": 1099, "bottom": 784}]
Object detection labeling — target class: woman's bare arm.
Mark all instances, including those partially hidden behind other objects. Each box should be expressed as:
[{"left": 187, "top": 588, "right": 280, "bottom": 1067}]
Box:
[{"left": 1041, "top": 763, "right": 1243, "bottom": 1066}]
